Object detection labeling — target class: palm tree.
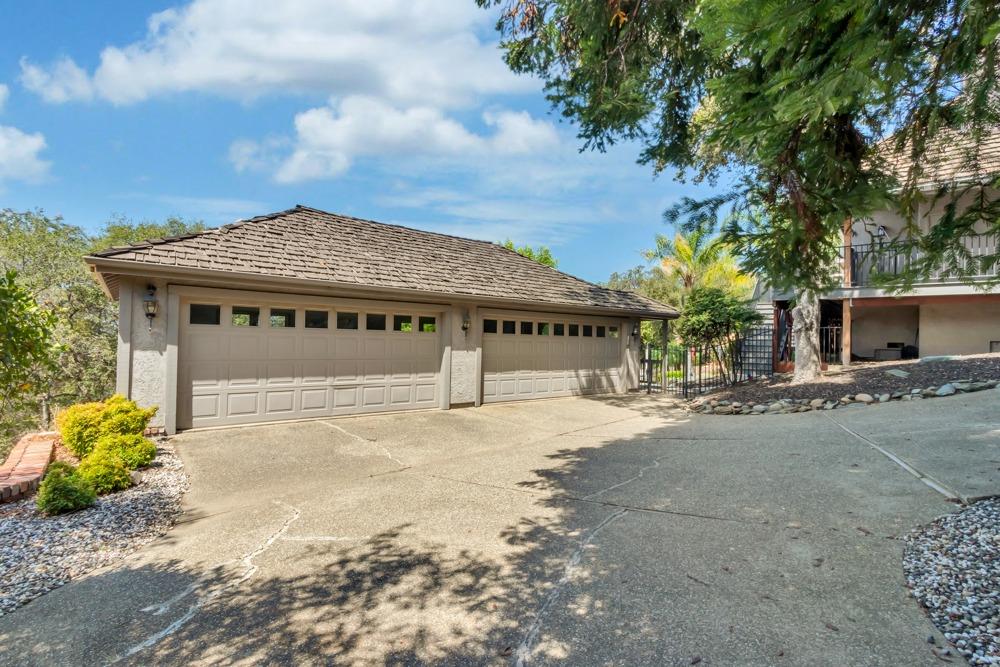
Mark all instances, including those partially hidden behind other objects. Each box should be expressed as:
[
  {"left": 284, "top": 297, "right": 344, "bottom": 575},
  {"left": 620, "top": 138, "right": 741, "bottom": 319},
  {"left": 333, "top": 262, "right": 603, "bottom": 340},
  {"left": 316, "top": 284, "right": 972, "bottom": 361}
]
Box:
[{"left": 647, "top": 228, "right": 753, "bottom": 302}]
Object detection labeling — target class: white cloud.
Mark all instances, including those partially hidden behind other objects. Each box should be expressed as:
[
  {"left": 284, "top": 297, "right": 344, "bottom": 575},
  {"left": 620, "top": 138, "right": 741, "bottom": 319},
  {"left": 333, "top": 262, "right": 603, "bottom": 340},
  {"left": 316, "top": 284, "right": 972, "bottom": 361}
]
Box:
[
  {"left": 20, "top": 57, "right": 94, "bottom": 103},
  {"left": 380, "top": 187, "right": 609, "bottom": 247},
  {"left": 0, "top": 84, "right": 8, "bottom": 111},
  {"left": 238, "top": 96, "right": 560, "bottom": 183},
  {"left": 19, "top": 0, "right": 526, "bottom": 107},
  {"left": 0, "top": 125, "right": 51, "bottom": 184}
]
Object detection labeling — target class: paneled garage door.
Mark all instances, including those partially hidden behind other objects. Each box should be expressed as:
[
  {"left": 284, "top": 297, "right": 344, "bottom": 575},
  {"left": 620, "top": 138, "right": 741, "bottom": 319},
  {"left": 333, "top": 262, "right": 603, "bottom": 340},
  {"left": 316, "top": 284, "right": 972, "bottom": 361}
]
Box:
[
  {"left": 178, "top": 295, "right": 441, "bottom": 429},
  {"left": 481, "top": 311, "right": 625, "bottom": 403}
]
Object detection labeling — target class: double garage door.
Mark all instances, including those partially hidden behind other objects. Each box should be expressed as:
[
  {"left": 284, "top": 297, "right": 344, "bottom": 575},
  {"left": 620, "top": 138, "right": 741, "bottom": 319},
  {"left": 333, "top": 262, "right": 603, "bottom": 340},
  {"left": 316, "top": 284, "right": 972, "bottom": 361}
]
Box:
[
  {"left": 178, "top": 295, "right": 442, "bottom": 429},
  {"left": 481, "top": 311, "right": 625, "bottom": 403},
  {"left": 176, "top": 293, "right": 628, "bottom": 429}
]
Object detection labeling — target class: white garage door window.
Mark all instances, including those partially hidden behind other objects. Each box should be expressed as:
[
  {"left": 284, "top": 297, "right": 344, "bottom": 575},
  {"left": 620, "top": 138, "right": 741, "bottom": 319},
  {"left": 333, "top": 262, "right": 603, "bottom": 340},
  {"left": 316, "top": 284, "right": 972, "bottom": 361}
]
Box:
[
  {"left": 178, "top": 297, "right": 441, "bottom": 429},
  {"left": 481, "top": 312, "right": 625, "bottom": 403}
]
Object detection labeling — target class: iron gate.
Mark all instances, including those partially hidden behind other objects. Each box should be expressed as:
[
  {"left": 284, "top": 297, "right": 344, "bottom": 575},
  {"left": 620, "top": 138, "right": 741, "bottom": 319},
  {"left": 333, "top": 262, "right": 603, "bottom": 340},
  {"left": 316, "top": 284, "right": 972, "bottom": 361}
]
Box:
[{"left": 644, "top": 324, "right": 774, "bottom": 398}]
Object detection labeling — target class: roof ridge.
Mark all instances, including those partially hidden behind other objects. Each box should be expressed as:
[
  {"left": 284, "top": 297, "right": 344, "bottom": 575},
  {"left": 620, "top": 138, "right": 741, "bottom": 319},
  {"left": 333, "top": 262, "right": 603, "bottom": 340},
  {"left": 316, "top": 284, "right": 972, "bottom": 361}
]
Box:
[
  {"left": 292, "top": 205, "right": 500, "bottom": 248},
  {"left": 88, "top": 205, "right": 304, "bottom": 258}
]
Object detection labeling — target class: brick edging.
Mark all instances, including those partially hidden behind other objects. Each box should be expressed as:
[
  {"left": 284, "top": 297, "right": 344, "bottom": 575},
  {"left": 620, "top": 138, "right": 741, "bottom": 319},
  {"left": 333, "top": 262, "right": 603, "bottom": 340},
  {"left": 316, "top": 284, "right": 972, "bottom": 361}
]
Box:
[{"left": 0, "top": 432, "right": 57, "bottom": 502}]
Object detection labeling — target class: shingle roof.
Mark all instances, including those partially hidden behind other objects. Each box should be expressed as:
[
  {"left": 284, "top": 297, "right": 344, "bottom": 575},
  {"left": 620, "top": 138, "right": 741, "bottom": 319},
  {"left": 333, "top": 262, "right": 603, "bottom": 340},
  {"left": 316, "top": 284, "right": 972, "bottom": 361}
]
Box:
[
  {"left": 880, "top": 127, "right": 1000, "bottom": 188},
  {"left": 87, "top": 205, "right": 677, "bottom": 318}
]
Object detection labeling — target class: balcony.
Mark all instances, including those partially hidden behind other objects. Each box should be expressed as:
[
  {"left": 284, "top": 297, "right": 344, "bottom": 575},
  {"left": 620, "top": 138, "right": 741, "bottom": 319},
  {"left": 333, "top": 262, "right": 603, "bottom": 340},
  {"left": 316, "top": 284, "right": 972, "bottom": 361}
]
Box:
[{"left": 845, "top": 234, "right": 999, "bottom": 288}]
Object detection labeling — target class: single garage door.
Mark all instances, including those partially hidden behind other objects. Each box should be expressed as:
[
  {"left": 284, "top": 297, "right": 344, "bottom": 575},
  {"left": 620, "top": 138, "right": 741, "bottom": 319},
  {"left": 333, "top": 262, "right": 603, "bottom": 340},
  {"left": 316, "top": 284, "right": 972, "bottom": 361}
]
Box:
[
  {"left": 481, "top": 311, "right": 625, "bottom": 403},
  {"left": 178, "top": 296, "right": 442, "bottom": 429}
]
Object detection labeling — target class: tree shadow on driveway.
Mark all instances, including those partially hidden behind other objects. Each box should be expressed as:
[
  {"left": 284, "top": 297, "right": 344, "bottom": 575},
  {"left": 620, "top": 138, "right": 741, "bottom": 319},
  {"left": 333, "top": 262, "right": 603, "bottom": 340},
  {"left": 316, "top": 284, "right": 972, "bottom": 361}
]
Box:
[{"left": 0, "top": 397, "right": 958, "bottom": 666}]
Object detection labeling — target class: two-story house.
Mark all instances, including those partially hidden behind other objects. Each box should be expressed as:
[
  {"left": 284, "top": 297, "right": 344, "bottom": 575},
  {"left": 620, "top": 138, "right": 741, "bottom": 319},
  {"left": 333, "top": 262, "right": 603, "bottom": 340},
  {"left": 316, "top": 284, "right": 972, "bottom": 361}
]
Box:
[{"left": 759, "top": 130, "right": 1000, "bottom": 369}]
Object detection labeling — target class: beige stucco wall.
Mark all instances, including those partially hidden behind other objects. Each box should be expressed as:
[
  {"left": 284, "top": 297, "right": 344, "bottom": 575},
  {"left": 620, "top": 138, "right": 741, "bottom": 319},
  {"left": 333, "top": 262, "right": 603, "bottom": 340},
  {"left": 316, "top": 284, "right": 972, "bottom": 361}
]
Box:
[
  {"left": 115, "top": 278, "right": 655, "bottom": 429},
  {"left": 851, "top": 306, "right": 919, "bottom": 359},
  {"left": 448, "top": 304, "right": 479, "bottom": 405},
  {"left": 920, "top": 301, "right": 1000, "bottom": 357},
  {"left": 118, "top": 277, "right": 169, "bottom": 428},
  {"left": 853, "top": 187, "right": 999, "bottom": 244}
]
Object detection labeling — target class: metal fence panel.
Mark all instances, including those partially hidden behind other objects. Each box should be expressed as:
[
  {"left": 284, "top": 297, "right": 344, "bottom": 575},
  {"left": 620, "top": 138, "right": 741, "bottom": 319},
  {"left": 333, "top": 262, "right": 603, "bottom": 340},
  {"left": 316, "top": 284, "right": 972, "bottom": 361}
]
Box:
[{"left": 652, "top": 324, "right": 775, "bottom": 398}]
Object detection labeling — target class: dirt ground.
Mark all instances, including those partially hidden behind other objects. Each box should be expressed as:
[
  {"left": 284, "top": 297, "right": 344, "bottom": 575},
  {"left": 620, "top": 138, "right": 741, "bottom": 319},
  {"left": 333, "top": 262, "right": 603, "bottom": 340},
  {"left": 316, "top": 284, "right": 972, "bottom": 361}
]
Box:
[{"left": 705, "top": 353, "right": 1000, "bottom": 404}]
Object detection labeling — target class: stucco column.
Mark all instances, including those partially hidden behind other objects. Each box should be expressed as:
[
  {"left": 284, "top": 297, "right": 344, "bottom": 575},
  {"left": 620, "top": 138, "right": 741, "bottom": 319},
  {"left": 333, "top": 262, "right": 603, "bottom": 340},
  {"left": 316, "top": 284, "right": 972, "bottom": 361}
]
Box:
[
  {"left": 123, "top": 278, "right": 170, "bottom": 430},
  {"left": 448, "top": 304, "right": 478, "bottom": 406}
]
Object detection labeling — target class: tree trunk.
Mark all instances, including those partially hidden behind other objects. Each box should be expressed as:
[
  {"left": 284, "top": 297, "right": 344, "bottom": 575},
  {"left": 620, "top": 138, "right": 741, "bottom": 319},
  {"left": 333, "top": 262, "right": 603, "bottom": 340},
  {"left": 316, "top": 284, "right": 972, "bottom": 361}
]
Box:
[
  {"left": 40, "top": 394, "right": 51, "bottom": 429},
  {"left": 791, "top": 289, "right": 821, "bottom": 383}
]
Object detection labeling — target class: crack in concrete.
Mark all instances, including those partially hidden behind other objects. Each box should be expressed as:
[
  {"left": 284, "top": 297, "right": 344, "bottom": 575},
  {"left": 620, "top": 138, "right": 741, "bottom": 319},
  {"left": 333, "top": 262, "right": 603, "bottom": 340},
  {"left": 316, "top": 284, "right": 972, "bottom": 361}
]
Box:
[
  {"left": 823, "top": 414, "right": 965, "bottom": 503},
  {"left": 280, "top": 535, "right": 370, "bottom": 542},
  {"left": 420, "top": 472, "right": 752, "bottom": 524},
  {"left": 515, "top": 509, "right": 629, "bottom": 666},
  {"left": 514, "top": 509, "right": 629, "bottom": 667},
  {"left": 321, "top": 420, "right": 406, "bottom": 468},
  {"left": 115, "top": 501, "right": 302, "bottom": 663},
  {"left": 582, "top": 456, "right": 662, "bottom": 500}
]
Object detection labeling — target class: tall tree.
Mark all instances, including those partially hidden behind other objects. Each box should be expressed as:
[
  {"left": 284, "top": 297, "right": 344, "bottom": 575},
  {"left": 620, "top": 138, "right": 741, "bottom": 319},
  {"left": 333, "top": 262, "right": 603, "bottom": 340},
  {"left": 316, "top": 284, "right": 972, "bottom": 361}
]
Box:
[
  {"left": 483, "top": 0, "right": 1000, "bottom": 381},
  {"left": 0, "top": 270, "right": 58, "bottom": 455},
  {"left": 0, "top": 209, "right": 204, "bottom": 430},
  {"left": 648, "top": 228, "right": 753, "bottom": 302},
  {"left": 502, "top": 239, "right": 558, "bottom": 268}
]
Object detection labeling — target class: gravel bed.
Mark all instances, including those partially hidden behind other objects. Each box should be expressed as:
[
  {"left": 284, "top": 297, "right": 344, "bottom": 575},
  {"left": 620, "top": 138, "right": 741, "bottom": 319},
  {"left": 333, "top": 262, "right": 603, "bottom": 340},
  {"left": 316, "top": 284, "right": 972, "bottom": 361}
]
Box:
[
  {"left": 0, "top": 440, "right": 187, "bottom": 617},
  {"left": 704, "top": 353, "right": 1000, "bottom": 405},
  {"left": 904, "top": 498, "right": 1000, "bottom": 665}
]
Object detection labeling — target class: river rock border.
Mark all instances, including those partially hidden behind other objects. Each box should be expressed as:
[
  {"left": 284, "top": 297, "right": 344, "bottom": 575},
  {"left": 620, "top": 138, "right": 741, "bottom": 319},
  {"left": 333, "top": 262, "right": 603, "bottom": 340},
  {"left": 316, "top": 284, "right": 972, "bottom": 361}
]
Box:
[{"left": 688, "top": 379, "right": 1000, "bottom": 415}]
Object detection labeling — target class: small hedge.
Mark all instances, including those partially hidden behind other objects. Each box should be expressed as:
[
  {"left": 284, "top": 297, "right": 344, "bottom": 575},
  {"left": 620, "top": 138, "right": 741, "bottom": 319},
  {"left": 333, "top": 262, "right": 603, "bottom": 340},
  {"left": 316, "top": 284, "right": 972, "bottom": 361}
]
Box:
[
  {"left": 77, "top": 451, "right": 132, "bottom": 495},
  {"left": 55, "top": 402, "right": 106, "bottom": 458},
  {"left": 92, "top": 434, "right": 157, "bottom": 470},
  {"left": 36, "top": 463, "right": 96, "bottom": 515},
  {"left": 56, "top": 395, "right": 157, "bottom": 458}
]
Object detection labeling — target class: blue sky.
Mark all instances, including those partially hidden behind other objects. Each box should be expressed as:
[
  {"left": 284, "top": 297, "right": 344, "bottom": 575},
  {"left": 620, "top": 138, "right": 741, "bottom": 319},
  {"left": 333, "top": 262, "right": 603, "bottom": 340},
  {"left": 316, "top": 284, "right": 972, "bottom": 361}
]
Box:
[{"left": 0, "top": 0, "right": 714, "bottom": 282}]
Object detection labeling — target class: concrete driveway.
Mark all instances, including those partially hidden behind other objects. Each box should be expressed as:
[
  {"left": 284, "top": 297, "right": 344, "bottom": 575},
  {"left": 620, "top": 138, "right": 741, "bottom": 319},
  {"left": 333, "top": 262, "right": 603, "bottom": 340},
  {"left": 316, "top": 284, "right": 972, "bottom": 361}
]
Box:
[{"left": 2, "top": 390, "right": 999, "bottom": 666}]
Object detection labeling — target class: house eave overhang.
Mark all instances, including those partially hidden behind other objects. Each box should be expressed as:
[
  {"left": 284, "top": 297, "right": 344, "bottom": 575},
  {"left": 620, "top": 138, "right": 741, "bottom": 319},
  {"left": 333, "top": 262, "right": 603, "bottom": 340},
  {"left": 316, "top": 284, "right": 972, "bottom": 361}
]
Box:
[{"left": 85, "top": 256, "right": 679, "bottom": 320}]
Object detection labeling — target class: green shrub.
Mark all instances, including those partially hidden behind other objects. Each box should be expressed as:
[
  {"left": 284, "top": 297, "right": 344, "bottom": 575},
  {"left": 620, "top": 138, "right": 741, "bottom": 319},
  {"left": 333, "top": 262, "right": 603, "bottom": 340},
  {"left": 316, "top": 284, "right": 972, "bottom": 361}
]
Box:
[
  {"left": 77, "top": 450, "right": 132, "bottom": 495},
  {"left": 92, "top": 433, "right": 157, "bottom": 470},
  {"left": 36, "top": 463, "right": 96, "bottom": 515},
  {"left": 55, "top": 401, "right": 106, "bottom": 458},
  {"left": 56, "top": 395, "right": 157, "bottom": 459},
  {"left": 100, "top": 395, "right": 158, "bottom": 438}
]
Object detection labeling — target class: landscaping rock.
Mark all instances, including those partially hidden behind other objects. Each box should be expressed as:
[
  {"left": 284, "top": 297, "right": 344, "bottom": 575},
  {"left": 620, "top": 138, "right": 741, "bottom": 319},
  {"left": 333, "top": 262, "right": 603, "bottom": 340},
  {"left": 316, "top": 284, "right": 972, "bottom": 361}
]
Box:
[
  {"left": 809, "top": 398, "right": 825, "bottom": 408},
  {"left": 935, "top": 384, "right": 957, "bottom": 397},
  {"left": 877, "top": 394, "right": 891, "bottom": 403},
  {"left": 0, "top": 441, "right": 187, "bottom": 617},
  {"left": 905, "top": 498, "right": 1000, "bottom": 665},
  {"left": 919, "top": 355, "right": 958, "bottom": 363},
  {"left": 885, "top": 369, "right": 911, "bottom": 378},
  {"left": 767, "top": 402, "right": 784, "bottom": 413},
  {"left": 752, "top": 404, "right": 768, "bottom": 413},
  {"left": 854, "top": 393, "right": 875, "bottom": 404}
]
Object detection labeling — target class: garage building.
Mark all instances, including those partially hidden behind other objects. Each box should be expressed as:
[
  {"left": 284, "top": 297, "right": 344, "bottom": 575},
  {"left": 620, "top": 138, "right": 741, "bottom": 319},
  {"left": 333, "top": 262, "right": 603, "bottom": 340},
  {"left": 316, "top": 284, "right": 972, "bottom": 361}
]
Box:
[{"left": 85, "top": 206, "right": 677, "bottom": 433}]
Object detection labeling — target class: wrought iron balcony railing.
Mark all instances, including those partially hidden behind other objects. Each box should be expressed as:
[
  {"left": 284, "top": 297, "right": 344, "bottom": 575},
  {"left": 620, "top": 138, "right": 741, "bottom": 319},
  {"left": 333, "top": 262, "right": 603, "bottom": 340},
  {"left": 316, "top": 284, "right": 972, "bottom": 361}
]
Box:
[{"left": 844, "top": 234, "right": 999, "bottom": 288}]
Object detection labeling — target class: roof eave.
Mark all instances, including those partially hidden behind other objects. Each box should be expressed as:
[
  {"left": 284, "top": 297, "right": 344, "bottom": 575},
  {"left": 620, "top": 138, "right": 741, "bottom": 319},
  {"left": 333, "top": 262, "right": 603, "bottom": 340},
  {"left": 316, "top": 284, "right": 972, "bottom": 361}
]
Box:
[{"left": 84, "top": 256, "right": 678, "bottom": 319}]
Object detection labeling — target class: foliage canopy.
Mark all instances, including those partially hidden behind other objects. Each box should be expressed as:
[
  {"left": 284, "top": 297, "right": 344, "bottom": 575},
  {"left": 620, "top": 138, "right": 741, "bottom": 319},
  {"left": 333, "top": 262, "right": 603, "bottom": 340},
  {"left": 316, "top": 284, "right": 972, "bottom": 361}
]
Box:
[
  {"left": 484, "top": 0, "right": 1000, "bottom": 292},
  {"left": 501, "top": 239, "right": 558, "bottom": 268}
]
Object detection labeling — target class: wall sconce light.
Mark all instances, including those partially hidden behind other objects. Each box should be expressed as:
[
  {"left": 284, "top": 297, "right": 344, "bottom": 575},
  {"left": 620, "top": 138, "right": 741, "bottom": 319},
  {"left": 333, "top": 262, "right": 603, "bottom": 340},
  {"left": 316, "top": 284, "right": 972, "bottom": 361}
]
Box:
[
  {"left": 142, "top": 285, "right": 158, "bottom": 331},
  {"left": 461, "top": 311, "right": 471, "bottom": 335},
  {"left": 631, "top": 322, "right": 640, "bottom": 337}
]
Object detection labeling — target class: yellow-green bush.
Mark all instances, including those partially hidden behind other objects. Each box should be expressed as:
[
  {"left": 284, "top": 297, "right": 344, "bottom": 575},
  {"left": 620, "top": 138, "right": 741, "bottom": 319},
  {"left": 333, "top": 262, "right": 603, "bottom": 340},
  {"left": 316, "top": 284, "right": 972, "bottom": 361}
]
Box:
[
  {"left": 77, "top": 450, "right": 132, "bottom": 495},
  {"left": 56, "top": 395, "right": 157, "bottom": 459},
  {"left": 36, "top": 462, "right": 96, "bottom": 515},
  {"left": 55, "top": 402, "right": 107, "bottom": 458},
  {"left": 100, "top": 395, "right": 158, "bottom": 438},
  {"left": 92, "top": 433, "right": 157, "bottom": 470}
]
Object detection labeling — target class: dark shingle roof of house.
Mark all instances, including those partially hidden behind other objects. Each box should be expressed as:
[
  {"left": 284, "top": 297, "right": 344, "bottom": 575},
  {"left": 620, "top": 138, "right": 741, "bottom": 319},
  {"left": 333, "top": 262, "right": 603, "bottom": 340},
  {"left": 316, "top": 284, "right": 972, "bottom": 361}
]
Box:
[
  {"left": 880, "top": 127, "right": 1000, "bottom": 188},
  {"left": 87, "top": 205, "right": 677, "bottom": 317}
]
